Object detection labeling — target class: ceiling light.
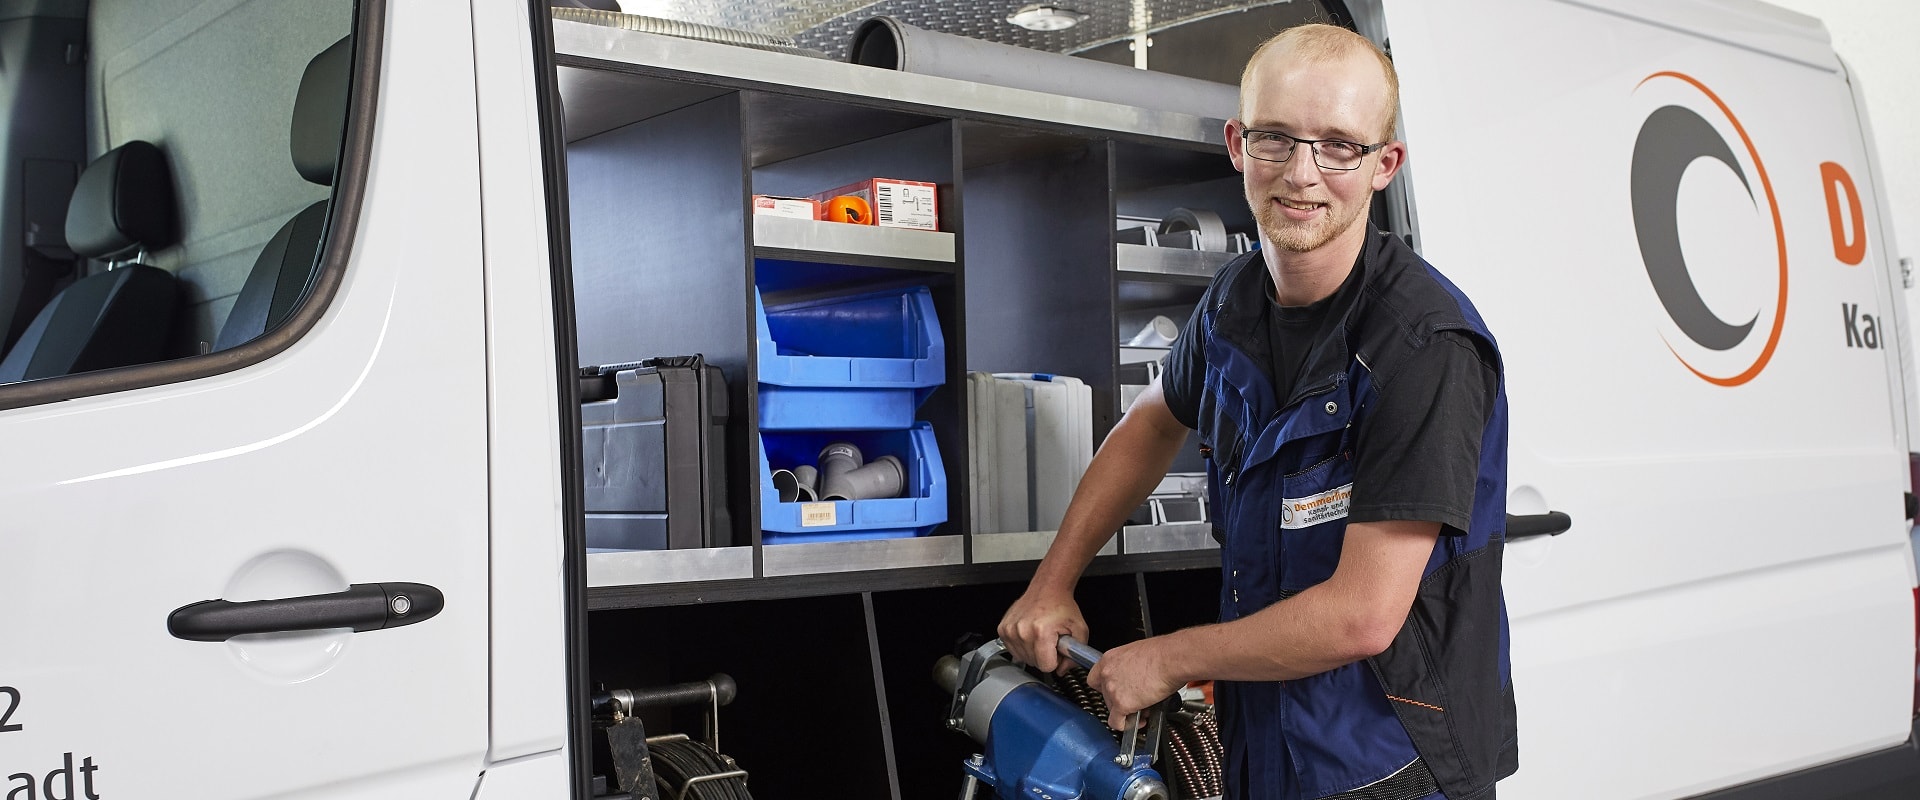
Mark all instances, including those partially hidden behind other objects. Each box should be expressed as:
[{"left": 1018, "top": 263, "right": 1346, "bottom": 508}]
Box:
[{"left": 1006, "top": 5, "right": 1088, "bottom": 31}]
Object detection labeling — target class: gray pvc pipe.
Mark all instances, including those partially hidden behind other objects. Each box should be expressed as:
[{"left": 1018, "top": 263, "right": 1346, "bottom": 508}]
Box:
[
  {"left": 848, "top": 16, "right": 1240, "bottom": 121},
  {"left": 772, "top": 468, "right": 817, "bottom": 503}
]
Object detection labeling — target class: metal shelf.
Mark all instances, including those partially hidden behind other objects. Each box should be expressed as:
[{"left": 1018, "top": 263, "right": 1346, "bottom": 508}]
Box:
[
  {"left": 586, "top": 548, "right": 1219, "bottom": 610},
  {"left": 971, "top": 530, "right": 1119, "bottom": 564},
  {"left": 761, "top": 534, "right": 964, "bottom": 577},
  {"left": 552, "top": 21, "right": 1223, "bottom": 149},
  {"left": 1115, "top": 243, "right": 1235, "bottom": 282},
  {"left": 586, "top": 545, "right": 754, "bottom": 587},
  {"left": 1121, "top": 521, "right": 1219, "bottom": 554},
  {"left": 753, "top": 214, "right": 955, "bottom": 270}
]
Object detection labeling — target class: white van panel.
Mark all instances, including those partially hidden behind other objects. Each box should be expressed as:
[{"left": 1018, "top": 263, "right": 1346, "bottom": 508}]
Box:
[
  {"left": 1835, "top": 54, "right": 1920, "bottom": 458},
  {"left": 0, "top": 1, "right": 492, "bottom": 796},
  {"left": 472, "top": 751, "right": 570, "bottom": 800},
  {"left": 1388, "top": 0, "right": 1914, "bottom": 796},
  {"left": 471, "top": 0, "right": 571, "bottom": 767},
  {"left": 1552, "top": 0, "right": 1838, "bottom": 72}
]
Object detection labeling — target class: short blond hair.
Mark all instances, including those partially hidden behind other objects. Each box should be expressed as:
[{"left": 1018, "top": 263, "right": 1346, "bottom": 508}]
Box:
[{"left": 1240, "top": 23, "right": 1400, "bottom": 142}]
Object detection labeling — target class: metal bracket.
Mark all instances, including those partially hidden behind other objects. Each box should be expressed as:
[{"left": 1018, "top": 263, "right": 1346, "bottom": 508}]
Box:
[{"left": 947, "top": 638, "right": 1010, "bottom": 730}]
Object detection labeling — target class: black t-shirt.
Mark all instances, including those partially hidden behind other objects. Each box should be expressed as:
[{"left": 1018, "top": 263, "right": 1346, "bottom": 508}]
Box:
[{"left": 1162, "top": 255, "right": 1498, "bottom": 535}]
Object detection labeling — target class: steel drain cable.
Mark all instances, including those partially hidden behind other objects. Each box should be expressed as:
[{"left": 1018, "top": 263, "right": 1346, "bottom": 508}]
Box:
[
  {"left": 646, "top": 733, "right": 752, "bottom": 800},
  {"left": 1051, "top": 668, "right": 1225, "bottom": 798}
]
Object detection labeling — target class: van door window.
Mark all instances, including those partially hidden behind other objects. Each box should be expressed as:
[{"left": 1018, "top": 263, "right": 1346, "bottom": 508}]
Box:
[{"left": 0, "top": 0, "right": 357, "bottom": 404}]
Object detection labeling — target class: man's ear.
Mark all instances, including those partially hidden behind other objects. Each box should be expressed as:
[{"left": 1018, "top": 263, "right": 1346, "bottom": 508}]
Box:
[
  {"left": 1226, "top": 119, "right": 1248, "bottom": 173},
  {"left": 1370, "top": 140, "right": 1407, "bottom": 191}
]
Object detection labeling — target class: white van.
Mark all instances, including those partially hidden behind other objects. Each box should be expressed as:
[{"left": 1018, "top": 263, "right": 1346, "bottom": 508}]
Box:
[{"left": 0, "top": 0, "right": 1913, "bottom": 798}]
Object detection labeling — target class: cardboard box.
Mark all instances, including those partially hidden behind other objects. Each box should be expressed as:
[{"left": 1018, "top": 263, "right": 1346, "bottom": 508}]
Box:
[
  {"left": 811, "top": 178, "right": 939, "bottom": 230},
  {"left": 752, "top": 195, "right": 819, "bottom": 220}
]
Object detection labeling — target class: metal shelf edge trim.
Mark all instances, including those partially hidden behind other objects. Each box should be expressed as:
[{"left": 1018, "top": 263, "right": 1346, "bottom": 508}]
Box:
[
  {"left": 971, "top": 530, "right": 1119, "bottom": 563},
  {"left": 553, "top": 21, "right": 1223, "bottom": 146},
  {"left": 753, "top": 214, "right": 955, "bottom": 264},
  {"left": 1120, "top": 522, "right": 1219, "bottom": 554},
  {"left": 761, "top": 534, "right": 964, "bottom": 577},
  {"left": 587, "top": 546, "right": 755, "bottom": 587}
]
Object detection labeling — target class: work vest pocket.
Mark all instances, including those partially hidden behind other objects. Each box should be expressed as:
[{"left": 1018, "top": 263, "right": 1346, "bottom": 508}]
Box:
[
  {"left": 1278, "top": 435, "right": 1356, "bottom": 534},
  {"left": 1312, "top": 759, "right": 1439, "bottom": 800},
  {"left": 1367, "top": 542, "right": 1519, "bottom": 800},
  {"left": 1282, "top": 661, "right": 1425, "bottom": 799}
]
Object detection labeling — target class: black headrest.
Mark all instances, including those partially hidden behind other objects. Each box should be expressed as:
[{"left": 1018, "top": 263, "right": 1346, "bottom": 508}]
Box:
[
  {"left": 291, "top": 37, "right": 351, "bottom": 186},
  {"left": 64, "top": 140, "right": 177, "bottom": 260}
]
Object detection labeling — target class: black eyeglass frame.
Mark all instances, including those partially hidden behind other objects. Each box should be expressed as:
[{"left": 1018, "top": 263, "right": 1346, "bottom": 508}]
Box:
[{"left": 1237, "top": 125, "right": 1389, "bottom": 171}]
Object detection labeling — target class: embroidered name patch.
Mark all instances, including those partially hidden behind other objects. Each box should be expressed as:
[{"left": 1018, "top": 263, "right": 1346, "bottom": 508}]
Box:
[{"left": 1280, "top": 483, "right": 1352, "bottom": 529}]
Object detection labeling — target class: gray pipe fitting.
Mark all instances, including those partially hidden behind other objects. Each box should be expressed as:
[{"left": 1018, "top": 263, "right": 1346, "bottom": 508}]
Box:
[
  {"left": 822, "top": 454, "right": 904, "bottom": 501},
  {"left": 817, "top": 442, "right": 862, "bottom": 501},
  {"left": 793, "top": 464, "right": 818, "bottom": 498},
  {"left": 772, "top": 467, "right": 818, "bottom": 503}
]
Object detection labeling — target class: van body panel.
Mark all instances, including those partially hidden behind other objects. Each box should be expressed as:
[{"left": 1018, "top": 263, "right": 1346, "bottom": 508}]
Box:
[
  {"left": 1387, "top": 0, "right": 1916, "bottom": 796},
  {"left": 472, "top": 0, "right": 571, "bottom": 767},
  {"left": 0, "top": 0, "right": 493, "bottom": 795},
  {"left": 1552, "top": 0, "right": 1839, "bottom": 73},
  {"left": 471, "top": 750, "right": 570, "bottom": 799},
  {"left": 1833, "top": 54, "right": 1920, "bottom": 461}
]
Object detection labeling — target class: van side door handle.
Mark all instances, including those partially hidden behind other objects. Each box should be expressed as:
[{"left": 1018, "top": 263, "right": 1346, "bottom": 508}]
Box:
[
  {"left": 167, "top": 583, "right": 444, "bottom": 642},
  {"left": 1506, "top": 511, "right": 1572, "bottom": 540}
]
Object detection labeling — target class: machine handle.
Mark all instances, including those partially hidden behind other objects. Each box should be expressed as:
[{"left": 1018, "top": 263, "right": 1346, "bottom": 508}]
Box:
[
  {"left": 624, "top": 674, "right": 738, "bottom": 710},
  {"left": 1057, "top": 635, "right": 1163, "bottom": 768},
  {"left": 1506, "top": 511, "right": 1573, "bottom": 540},
  {"left": 167, "top": 582, "right": 443, "bottom": 642},
  {"left": 1057, "top": 634, "right": 1104, "bottom": 670}
]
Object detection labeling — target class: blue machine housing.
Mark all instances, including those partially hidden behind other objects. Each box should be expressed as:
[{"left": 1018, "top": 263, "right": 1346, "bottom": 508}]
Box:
[{"left": 964, "top": 682, "right": 1164, "bottom": 800}]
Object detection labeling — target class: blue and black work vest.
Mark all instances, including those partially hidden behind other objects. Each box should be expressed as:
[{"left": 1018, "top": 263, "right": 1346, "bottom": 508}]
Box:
[{"left": 1195, "top": 230, "right": 1518, "bottom": 800}]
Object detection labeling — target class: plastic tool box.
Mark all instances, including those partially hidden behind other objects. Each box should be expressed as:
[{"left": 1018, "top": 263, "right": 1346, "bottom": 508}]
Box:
[
  {"left": 755, "top": 285, "right": 944, "bottom": 430},
  {"left": 580, "top": 355, "right": 731, "bottom": 552}
]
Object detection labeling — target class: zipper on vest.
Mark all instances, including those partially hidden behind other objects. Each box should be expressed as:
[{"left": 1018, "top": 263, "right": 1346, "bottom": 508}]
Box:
[{"left": 1220, "top": 437, "right": 1246, "bottom": 486}]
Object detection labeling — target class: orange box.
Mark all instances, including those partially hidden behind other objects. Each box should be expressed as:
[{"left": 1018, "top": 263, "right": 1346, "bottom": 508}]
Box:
[
  {"left": 752, "top": 195, "right": 820, "bottom": 220},
  {"left": 810, "top": 178, "right": 939, "bottom": 230}
]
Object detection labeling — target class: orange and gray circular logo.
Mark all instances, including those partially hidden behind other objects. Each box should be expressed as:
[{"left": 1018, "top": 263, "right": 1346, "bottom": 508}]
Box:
[{"left": 1631, "top": 72, "right": 1788, "bottom": 386}]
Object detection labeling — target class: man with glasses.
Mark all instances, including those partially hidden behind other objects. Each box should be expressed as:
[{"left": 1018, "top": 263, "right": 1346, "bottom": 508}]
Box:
[{"left": 999, "top": 23, "right": 1515, "bottom": 800}]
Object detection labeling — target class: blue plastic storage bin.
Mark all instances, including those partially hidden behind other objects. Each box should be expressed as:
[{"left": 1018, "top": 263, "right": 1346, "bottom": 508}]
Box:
[
  {"left": 756, "top": 286, "right": 944, "bottom": 430},
  {"left": 759, "top": 423, "right": 946, "bottom": 543}
]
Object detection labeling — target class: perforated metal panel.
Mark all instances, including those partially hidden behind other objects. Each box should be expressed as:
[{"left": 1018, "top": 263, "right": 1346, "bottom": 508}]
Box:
[{"left": 605, "top": 0, "right": 1325, "bottom": 60}]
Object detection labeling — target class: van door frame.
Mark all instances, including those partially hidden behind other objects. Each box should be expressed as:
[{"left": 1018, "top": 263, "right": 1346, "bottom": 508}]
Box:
[{"left": 522, "top": 1, "right": 594, "bottom": 796}]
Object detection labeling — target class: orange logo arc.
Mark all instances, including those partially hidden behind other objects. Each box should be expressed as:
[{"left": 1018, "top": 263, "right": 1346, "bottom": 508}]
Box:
[{"left": 1637, "top": 71, "right": 1789, "bottom": 387}]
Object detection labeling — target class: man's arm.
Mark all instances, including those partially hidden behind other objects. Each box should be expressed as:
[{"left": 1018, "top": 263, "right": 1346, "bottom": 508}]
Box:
[
  {"left": 998, "top": 380, "right": 1192, "bottom": 672},
  {"left": 1086, "top": 519, "right": 1439, "bottom": 728}
]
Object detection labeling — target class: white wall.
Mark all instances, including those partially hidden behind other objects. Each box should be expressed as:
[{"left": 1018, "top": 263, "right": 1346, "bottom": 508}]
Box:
[{"left": 1763, "top": 0, "right": 1920, "bottom": 322}]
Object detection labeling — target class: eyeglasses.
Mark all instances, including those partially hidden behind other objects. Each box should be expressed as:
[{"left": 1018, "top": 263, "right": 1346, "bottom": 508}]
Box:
[{"left": 1238, "top": 126, "right": 1387, "bottom": 171}]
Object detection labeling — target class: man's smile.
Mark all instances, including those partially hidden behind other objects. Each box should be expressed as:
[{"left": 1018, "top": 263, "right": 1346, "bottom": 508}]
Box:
[{"left": 1276, "top": 198, "right": 1326, "bottom": 219}]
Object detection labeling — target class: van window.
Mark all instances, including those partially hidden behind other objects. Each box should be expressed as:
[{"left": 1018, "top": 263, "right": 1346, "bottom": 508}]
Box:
[{"left": 0, "top": 0, "right": 359, "bottom": 403}]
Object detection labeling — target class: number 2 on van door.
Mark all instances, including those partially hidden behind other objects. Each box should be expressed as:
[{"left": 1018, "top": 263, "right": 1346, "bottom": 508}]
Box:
[{"left": 1, "top": 686, "right": 21, "bottom": 732}]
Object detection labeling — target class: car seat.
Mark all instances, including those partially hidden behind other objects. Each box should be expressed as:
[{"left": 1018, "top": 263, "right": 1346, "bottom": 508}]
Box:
[
  {"left": 0, "top": 140, "right": 179, "bottom": 383},
  {"left": 212, "top": 35, "right": 349, "bottom": 351}
]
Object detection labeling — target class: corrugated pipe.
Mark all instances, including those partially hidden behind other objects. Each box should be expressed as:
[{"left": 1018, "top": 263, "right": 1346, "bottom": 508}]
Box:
[
  {"left": 551, "top": 8, "right": 828, "bottom": 58},
  {"left": 848, "top": 16, "right": 1239, "bottom": 120}
]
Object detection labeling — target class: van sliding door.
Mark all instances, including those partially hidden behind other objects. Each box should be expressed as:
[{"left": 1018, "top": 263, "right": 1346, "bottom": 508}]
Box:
[{"left": 1386, "top": 0, "right": 1915, "bottom": 796}]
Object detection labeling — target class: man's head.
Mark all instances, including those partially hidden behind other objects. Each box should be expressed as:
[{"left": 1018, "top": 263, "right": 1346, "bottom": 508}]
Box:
[{"left": 1230, "top": 24, "right": 1405, "bottom": 256}]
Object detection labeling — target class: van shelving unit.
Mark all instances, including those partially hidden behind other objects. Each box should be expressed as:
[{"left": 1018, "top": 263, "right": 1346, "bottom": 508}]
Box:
[{"left": 559, "top": 20, "right": 1234, "bottom": 797}]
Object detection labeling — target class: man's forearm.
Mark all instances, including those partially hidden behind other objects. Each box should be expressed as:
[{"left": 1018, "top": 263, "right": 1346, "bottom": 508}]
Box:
[
  {"left": 1152, "top": 520, "right": 1442, "bottom": 684},
  {"left": 1157, "top": 585, "right": 1383, "bottom": 683}
]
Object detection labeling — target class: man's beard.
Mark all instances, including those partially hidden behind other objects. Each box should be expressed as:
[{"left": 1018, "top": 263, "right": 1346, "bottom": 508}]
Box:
[{"left": 1255, "top": 190, "right": 1372, "bottom": 253}]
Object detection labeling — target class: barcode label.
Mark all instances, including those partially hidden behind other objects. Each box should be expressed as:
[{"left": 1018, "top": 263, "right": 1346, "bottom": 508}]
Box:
[
  {"left": 873, "top": 182, "right": 938, "bottom": 230},
  {"left": 801, "top": 502, "right": 838, "bottom": 527}
]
